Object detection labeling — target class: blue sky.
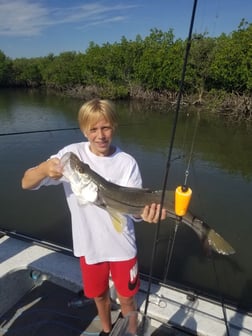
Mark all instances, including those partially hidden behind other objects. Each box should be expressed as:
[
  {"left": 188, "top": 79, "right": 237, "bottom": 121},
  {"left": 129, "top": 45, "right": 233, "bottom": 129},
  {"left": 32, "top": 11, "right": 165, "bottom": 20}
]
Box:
[{"left": 0, "top": 0, "right": 251, "bottom": 59}]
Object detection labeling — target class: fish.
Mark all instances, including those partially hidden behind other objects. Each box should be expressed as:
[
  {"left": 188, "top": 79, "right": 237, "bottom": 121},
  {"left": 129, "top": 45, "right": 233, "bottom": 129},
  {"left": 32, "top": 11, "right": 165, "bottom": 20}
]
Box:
[{"left": 60, "top": 151, "right": 235, "bottom": 256}]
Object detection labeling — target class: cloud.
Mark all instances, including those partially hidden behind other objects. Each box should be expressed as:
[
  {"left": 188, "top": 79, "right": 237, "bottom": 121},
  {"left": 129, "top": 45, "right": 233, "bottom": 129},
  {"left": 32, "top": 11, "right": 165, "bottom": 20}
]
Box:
[
  {"left": 87, "top": 16, "right": 125, "bottom": 27},
  {"left": 0, "top": 0, "right": 49, "bottom": 36},
  {"left": 0, "top": 0, "right": 137, "bottom": 37}
]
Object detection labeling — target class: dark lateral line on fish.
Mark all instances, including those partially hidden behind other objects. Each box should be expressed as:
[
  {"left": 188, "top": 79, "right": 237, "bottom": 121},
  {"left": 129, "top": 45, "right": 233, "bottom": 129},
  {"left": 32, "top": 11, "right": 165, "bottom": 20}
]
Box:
[{"left": 104, "top": 197, "right": 145, "bottom": 210}]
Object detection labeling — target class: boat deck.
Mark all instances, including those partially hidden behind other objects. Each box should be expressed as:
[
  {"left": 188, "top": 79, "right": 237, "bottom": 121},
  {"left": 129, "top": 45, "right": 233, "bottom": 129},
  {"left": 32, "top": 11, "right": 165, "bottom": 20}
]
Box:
[
  {"left": 0, "top": 271, "right": 185, "bottom": 336},
  {"left": 1, "top": 278, "right": 98, "bottom": 336},
  {"left": 1, "top": 234, "right": 251, "bottom": 336},
  {"left": 0, "top": 235, "right": 187, "bottom": 336}
]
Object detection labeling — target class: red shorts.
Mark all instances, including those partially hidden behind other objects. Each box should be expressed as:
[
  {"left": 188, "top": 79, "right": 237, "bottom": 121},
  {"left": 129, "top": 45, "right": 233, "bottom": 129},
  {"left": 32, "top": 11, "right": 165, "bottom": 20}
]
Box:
[{"left": 80, "top": 256, "right": 140, "bottom": 298}]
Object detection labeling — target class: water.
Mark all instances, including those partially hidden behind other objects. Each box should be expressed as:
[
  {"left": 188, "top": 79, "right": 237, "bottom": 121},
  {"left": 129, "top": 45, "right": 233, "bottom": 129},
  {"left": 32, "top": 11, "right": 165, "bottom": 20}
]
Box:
[{"left": 0, "top": 88, "right": 252, "bottom": 311}]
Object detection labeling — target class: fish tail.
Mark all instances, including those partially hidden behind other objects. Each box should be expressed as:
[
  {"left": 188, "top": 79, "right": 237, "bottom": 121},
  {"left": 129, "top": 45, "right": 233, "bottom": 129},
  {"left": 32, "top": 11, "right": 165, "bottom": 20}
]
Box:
[
  {"left": 206, "top": 228, "right": 235, "bottom": 256},
  {"left": 182, "top": 214, "right": 235, "bottom": 256}
]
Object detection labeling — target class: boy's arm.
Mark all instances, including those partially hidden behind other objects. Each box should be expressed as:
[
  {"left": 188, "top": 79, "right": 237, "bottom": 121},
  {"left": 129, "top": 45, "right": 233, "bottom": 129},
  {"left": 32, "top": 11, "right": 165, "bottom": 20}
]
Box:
[{"left": 21, "top": 157, "right": 63, "bottom": 190}]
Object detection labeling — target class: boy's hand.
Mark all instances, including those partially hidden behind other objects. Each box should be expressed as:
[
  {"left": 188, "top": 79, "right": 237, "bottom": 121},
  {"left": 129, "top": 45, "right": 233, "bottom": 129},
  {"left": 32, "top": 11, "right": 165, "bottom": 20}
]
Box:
[
  {"left": 43, "top": 158, "right": 63, "bottom": 180},
  {"left": 141, "top": 203, "right": 166, "bottom": 223}
]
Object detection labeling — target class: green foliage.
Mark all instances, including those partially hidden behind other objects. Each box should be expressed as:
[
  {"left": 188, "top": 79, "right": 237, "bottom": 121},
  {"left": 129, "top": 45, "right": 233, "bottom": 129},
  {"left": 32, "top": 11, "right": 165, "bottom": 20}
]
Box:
[
  {"left": 210, "top": 20, "right": 252, "bottom": 92},
  {"left": 134, "top": 28, "right": 179, "bottom": 90},
  {"left": 41, "top": 51, "right": 85, "bottom": 86},
  {"left": 186, "top": 34, "right": 217, "bottom": 96},
  {"left": 0, "top": 50, "right": 12, "bottom": 85},
  {"left": 11, "top": 57, "right": 42, "bottom": 85},
  {"left": 1, "top": 21, "right": 252, "bottom": 96}
]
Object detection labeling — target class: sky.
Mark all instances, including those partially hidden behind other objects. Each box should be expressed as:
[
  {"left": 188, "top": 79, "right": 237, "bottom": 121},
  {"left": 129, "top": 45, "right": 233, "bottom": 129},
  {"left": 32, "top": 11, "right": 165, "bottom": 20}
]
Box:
[{"left": 0, "top": 0, "right": 251, "bottom": 59}]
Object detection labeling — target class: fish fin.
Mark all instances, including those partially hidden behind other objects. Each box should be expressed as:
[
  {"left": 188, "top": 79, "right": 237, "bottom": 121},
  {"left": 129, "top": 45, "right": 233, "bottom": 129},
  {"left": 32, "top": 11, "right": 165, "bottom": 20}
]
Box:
[
  {"left": 107, "top": 208, "right": 127, "bottom": 233},
  {"left": 207, "top": 229, "right": 235, "bottom": 255}
]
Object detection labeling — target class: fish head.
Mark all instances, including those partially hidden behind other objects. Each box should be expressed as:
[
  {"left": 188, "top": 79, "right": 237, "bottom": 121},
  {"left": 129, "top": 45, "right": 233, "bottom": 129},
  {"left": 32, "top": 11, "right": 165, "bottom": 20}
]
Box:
[
  {"left": 60, "top": 152, "right": 98, "bottom": 204},
  {"left": 60, "top": 152, "right": 86, "bottom": 179}
]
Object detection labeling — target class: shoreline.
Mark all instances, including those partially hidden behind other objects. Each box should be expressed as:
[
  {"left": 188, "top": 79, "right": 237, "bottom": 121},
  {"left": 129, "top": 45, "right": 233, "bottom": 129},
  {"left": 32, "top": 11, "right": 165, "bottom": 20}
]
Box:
[
  {"left": 3, "top": 84, "right": 252, "bottom": 123},
  {"left": 53, "top": 84, "right": 252, "bottom": 123}
]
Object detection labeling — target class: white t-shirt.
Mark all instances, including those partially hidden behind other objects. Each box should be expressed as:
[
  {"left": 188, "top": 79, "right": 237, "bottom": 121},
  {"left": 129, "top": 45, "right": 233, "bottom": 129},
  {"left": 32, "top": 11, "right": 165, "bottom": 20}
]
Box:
[{"left": 37, "top": 142, "right": 143, "bottom": 264}]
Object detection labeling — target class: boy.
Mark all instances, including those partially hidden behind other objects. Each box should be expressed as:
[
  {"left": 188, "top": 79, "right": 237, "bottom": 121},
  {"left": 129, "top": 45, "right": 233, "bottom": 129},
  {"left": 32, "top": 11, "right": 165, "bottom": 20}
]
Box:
[{"left": 22, "top": 98, "right": 166, "bottom": 335}]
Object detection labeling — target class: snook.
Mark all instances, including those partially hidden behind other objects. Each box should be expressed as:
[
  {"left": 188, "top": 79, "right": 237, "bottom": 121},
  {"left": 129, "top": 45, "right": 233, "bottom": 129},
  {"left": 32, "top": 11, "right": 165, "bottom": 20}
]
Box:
[{"left": 60, "top": 152, "right": 235, "bottom": 256}]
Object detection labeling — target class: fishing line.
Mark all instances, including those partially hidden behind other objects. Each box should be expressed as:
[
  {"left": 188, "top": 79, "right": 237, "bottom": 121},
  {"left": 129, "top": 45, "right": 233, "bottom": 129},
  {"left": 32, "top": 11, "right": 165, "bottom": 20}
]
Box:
[
  {"left": 183, "top": 111, "right": 200, "bottom": 186},
  {"left": 180, "top": 112, "right": 191, "bottom": 156},
  {"left": 162, "top": 218, "right": 180, "bottom": 283},
  {"left": 0, "top": 127, "right": 80, "bottom": 137},
  {"left": 164, "top": 111, "right": 198, "bottom": 283},
  {"left": 211, "top": 257, "right": 231, "bottom": 336},
  {"left": 163, "top": 112, "right": 199, "bottom": 282},
  {"left": 186, "top": 118, "right": 230, "bottom": 336},
  {"left": 0, "top": 122, "right": 144, "bottom": 137},
  {"left": 143, "top": 0, "right": 198, "bottom": 317}
]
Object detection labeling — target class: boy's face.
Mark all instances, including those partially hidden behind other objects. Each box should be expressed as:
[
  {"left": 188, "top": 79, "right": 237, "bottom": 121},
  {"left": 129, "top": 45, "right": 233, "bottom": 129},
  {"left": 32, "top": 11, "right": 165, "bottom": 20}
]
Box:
[{"left": 84, "top": 117, "right": 114, "bottom": 156}]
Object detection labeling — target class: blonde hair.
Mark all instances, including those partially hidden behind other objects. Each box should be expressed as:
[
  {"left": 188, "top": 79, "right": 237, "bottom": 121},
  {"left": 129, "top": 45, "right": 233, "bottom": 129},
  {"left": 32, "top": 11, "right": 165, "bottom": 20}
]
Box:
[{"left": 78, "top": 99, "right": 118, "bottom": 134}]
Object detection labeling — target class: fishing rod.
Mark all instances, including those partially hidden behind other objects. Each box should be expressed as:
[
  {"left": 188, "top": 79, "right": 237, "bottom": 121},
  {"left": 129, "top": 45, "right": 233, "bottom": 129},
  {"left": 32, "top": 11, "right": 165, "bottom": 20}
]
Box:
[
  {"left": 143, "top": 1, "right": 231, "bottom": 334},
  {"left": 143, "top": 0, "right": 198, "bottom": 316},
  {"left": 0, "top": 127, "right": 80, "bottom": 137},
  {"left": 0, "top": 122, "right": 145, "bottom": 137}
]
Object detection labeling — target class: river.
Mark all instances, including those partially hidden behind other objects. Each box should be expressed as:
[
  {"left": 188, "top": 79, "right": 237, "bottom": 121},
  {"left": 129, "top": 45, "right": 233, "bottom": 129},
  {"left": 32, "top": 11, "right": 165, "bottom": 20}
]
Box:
[{"left": 0, "top": 88, "right": 252, "bottom": 311}]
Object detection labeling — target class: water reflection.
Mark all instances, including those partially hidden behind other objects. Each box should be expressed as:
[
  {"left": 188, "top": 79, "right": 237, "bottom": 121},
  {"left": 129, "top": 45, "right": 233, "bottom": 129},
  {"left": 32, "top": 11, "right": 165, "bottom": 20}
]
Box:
[{"left": 0, "top": 89, "right": 251, "bottom": 310}]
